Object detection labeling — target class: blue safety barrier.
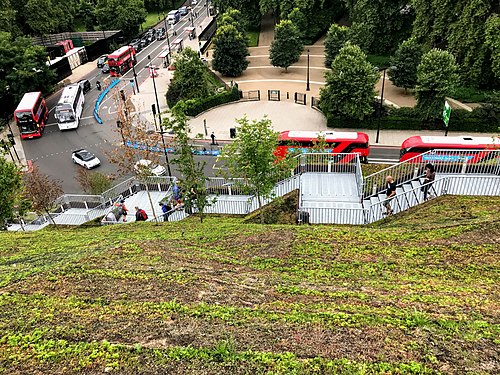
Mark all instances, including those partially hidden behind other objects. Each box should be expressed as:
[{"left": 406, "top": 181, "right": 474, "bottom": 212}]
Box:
[
  {"left": 125, "top": 140, "right": 221, "bottom": 156},
  {"left": 93, "top": 78, "right": 121, "bottom": 124}
]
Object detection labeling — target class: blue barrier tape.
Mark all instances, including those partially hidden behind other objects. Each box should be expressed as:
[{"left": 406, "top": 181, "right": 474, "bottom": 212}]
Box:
[
  {"left": 125, "top": 140, "right": 221, "bottom": 156},
  {"left": 93, "top": 78, "right": 121, "bottom": 124}
]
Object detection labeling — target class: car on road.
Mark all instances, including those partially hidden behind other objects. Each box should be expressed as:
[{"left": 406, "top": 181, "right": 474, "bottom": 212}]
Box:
[
  {"left": 191, "top": 0, "right": 197, "bottom": 5},
  {"left": 179, "top": 6, "right": 189, "bottom": 16},
  {"left": 134, "top": 159, "right": 167, "bottom": 176},
  {"left": 130, "top": 39, "right": 142, "bottom": 52},
  {"left": 101, "top": 63, "right": 110, "bottom": 74},
  {"left": 78, "top": 79, "right": 91, "bottom": 94},
  {"left": 72, "top": 149, "right": 101, "bottom": 169},
  {"left": 140, "top": 36, "right": 150, "bottom": 48},
  {"left": 156, "top": 27, "right": 166, "bottom": 40},
  {"left": 97, "top": 55, "right": 108, "bottom": 68}
]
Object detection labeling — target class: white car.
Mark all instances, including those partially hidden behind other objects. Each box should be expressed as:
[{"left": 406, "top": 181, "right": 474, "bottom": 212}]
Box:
[
  {"left": 192, "top": 0, "right": 198, "bottom": 5},
  {"left": 134, "top": 159, "right": 167, "bottom": 176},
  {"left": 72, "top": 149, "right": 101, "bottom": 169}
]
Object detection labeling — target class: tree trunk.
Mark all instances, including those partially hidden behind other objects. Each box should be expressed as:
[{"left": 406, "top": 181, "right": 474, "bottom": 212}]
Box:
[
  {"left": 145, "top": 184, "right": 157, "bottom": 224},
  {"left": 257, "top": 193, "right": 264, "bottom": 224},
  {"left": 45, "top": 207, "right": 57, "bottom": 226}
]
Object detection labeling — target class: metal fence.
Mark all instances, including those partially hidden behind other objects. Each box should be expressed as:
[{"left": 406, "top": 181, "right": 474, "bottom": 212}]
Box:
[
  {"left": 295, "top": 153, "right": 361, "bottom": 174},
  {"left": 240, "top": 90, "right": 260, "bottom": 101},
  {"left": 294, "top": 92, "right": 306, "bottom": 105},
  {"left": 311, "top": 96, "right": 320, "bottom": 110},
  {"left": 363, "top": 149, "right": 500, "bottom": 199},
  {"left": 268, "top": 90, "right": 280, "bottom": 101}
]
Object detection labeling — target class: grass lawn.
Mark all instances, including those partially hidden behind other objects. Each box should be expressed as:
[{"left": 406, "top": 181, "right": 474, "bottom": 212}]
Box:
[
  {"left": 451, "top": 86, "right": 496, "bottom": 103},
  {"left": 247, "top": 30, "right": 260, "bottom": 47},
  {"left": 1, "top": 196, "right": 499, "bottom": 374}
]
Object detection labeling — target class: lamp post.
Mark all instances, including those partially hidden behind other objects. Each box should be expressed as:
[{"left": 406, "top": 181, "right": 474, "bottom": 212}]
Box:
[
  {"left": 306, "top": 49, "right": 310, "bottom": 91},
  {"left": 128, "top": 45, "right": 140, "bottom": 93},
  {"left": 149, "top": 55, "right": 172, "bottom": 177},
  {"left": 374, "top": 66, "right": 395, "bottom": 144},
  {"left": 162, "top": 13, "right": 172, "bottom": 65}
]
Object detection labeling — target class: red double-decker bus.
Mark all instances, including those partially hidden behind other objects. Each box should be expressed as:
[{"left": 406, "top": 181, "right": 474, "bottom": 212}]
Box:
[
  {"left": 14, "top": 92, "right": 49, "bottom": 139},
  {"left": 400, "top": 135, "right": 500, "bottom": 162},
  {"left": 107, "top": 46, "right": 136, "bottom": 77},
  {"left": 276, "top": 130, "right": 370, "bottom": 163}
]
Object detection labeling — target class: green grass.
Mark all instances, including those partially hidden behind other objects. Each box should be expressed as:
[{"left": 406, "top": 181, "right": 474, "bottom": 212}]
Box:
[
  {"left": 247, "top": 30, "right": 260, "bottom": 47},
  {"left": 0, "top": 196, "right": 499, "bottom": 374}
]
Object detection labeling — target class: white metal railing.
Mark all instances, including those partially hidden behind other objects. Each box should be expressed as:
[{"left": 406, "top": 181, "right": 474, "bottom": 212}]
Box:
[
  {"left": 363, "top": 149, "right": 500, "bottom": 199},
  {"left": 295, "top": 153, "right": 361, "bottom": 174},
  {"left": 205, "top": 177, "right": 248, "bottom": 195},
  {"left": 300, "top": 206, "right": 366, "bottom": 225}
]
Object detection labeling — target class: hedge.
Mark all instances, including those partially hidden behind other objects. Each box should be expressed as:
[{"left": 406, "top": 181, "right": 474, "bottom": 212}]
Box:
[
  {"left": 326, "top": 106, "right": 499, "bottom": 133},
  {"left": 175, "top": 86, "right": 240, "bottom": 117}
]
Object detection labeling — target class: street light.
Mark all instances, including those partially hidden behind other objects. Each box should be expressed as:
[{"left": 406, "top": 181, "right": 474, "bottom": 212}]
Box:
[
  {"left": 162, "top": 12, "right": 172, "bottom": 65},
  {"left": 148, "top": 55, "right": 172, "bottom": 177},
  {"left": 306, "top": 49, "right": 310, "bottom": 91},
  {"left": 129, "top": 45, "right": 140, "bottom": 93},
  {"left": 374, "top": 66, "right": 395, "bottom": 144}
]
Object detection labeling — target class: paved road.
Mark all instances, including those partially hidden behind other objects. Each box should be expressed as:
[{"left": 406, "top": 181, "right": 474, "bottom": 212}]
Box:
[{"left": 23, "top": 0, "right": 212, "bottom": 193}]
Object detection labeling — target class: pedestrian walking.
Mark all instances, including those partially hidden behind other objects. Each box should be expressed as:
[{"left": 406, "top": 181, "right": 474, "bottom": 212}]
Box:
[
  {"left": 135, "top": 206, "right": 148, "bottom": 221},
  {"left": 384, "top": 175, "right": 396, "bottom": 216},
  {"left": 96, "top": 81, "right": 101, "bottom": 91},
  {"left": 172, "top": 182, "right": 181, "bottom": 203},
  {"left": 421, "top": 163, "right": 436, "bottom": 201},
  {"left": 210, "top": 132, "right": 217, "bottom": 145},
  {"left": 159, "top": 202, "right": 172, "bottom": 222},
  {"left": 114, "top": 199, "right": 128, "bottom": 221}
]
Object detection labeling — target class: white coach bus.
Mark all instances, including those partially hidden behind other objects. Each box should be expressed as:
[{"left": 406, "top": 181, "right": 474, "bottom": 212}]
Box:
[{"left": 54, "top": 84, "right": 85, "bottom": 130}]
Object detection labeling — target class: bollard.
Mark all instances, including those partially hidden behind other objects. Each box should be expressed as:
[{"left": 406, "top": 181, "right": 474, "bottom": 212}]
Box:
[
  {"left": 413, "top": 167, "right": 419, "bottom": 180},
  {"left": 372, "top": 184, "right": 378, "bottom": 196}
]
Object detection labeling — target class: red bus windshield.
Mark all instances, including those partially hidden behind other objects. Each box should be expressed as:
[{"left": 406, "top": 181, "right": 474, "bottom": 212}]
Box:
[
  {"left": 107, "top": 46, "right": 136, "bottom": 76},
  {"left": 276, "top": 130, "right": 370, "bottom": 162},
  {"left": 14, "top": 92, "right": 48, "bottom": 139}
]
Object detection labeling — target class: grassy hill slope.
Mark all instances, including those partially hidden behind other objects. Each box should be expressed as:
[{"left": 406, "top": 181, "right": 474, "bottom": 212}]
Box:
[{"left": 0, "top": 196, "right": 499, "bottom": 374}]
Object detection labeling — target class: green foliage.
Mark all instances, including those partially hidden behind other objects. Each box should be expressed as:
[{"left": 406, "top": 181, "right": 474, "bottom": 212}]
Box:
[
  {"left": 163, "top": 108, "right": 213, "bottom": 222},
  {"left": 219, "top": 116, "right": 294, "bottom": 221},
  {"left": 269, "top": 19, "right": 303, "bottom": 71},
  {"left": 212, "top": 22, "right": 249, "bottom": 77},
  {"left": 218, "top": 8, "right": 247, "bottom": 33},
  {"left": 348, "top": 0, "right": 413, "bottom": 54},
  {"left": 176, "top": 86, "right": 240, "bottom": 117},
  {"left": 75, "top": 169, "right": 113, "bottom": 195},
  {"left": 0, "top": 158, "right": 22, "bottom": 226},
  {"left": 485, "top": 13, "right": 500, "bottom": 80},
  {"left": 95, "top": 0, "right": 147, "bottom": 37},
  {"left": 24, "top": 0, "right": 79, "bottom": 35},
  {"left": 0, "top": 33, "right": 56, "bottom": 110},
  {"left": 411, "top": 0, "right": 499, "bottom": 88},
  {"left": 212, "top": 0, "right": 261, "bottom": 30},
  {"left": 324, "top": 23, "right": 348, "bottom": 68},
  {"left": 326, "top": 106, "right": 499, "bottom": 133},
  {"left": 287, "top": 7, "right": 307, "bottom": 39},
  {"left": 451, "top": 86, "right": 496, "bottom": 103},
  {"left": 389, "top": 38, "right": 423, "bottom": 90},
  {"left": 246, "top": 30, "right": 259, "bottom": 47},
  {"left": 320, "top": 42, "right": 378, "bottom": 120},
  {"left": 166, "top": 47, "right": 211, "bottom": 107},
  {"left": 416, "top": 49, "right": 459, "bottom": 120}
]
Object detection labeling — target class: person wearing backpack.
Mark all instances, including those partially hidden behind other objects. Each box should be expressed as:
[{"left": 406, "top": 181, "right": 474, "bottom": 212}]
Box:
[{"left": 134, "top": 206, "right": 148, "bottom": 221}]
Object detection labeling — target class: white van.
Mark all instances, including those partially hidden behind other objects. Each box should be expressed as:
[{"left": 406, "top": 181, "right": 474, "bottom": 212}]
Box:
[{"left": 167, "top": 10, "right": 181, "bottom": 25}]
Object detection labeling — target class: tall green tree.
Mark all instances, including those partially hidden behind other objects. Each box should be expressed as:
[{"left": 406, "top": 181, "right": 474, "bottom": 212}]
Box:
[
  {"left": 0, "top": 157, "right": 22, "bottom": 227},
  {"left": 212, "top": 0, "right": 261, "bottom": 29},
  {"left": 324, "top": 23, "right": 348, "bottom": 68},
  {"left": 218, "top": 8, "right": 247, "bottom": 33},
  {"left": 0, "top": 33, "right": 56, "bottom": 114},
  {"left": 388, "top": 38, "right": 423, "bottom": 91},
  {"left": 348, "top": 0, "right": 413, "bottom": 54},
  {"left": 163, "top": 106, "right": 213, "bottom": 223},
  {"left": 95, "top": 0, "right": 147, "bottom": 37},
  {"left": 219, "top": 116, "right": 293, "bottom": 223},
  {"left": 320, "top": 42, "right": 378, "bottom": 120},
  {"left": 212, "top": 24, "right": 249, "bottom": 77},
  {"left": 0, "top": 0, "right": 19, "bottom": 35},
  {"left": 485, "top": 14, "right": 500, "bottom": 81},
  {"left": 24, "top": 0, "right": 79, "bottom": 35},
  {"left": 166, "top": 47, "right": 211, "bottom": 107},
  {"left": 415, "top": 49, "right": 459, "bottom": 120},
  {"left": 269, "top": 19, "right": 303, "bottom": 71}
]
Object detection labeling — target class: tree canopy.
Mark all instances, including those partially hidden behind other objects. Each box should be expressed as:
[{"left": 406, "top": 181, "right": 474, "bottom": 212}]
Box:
[
  {"left": 212, "top": 23, "right": 249, "bottom": 77},
  {"left": 324, "top": 23, "right": 348, "bottom": 68},
  {"left": 0, "top": 158, "right": 22, "bottom": 227},
  {"left": 269, "top": 20, "right": 303, "bottom": 71},
  {"left": 415, "top": 49, "right": 459, "bottom": 120},
  {"left": 95, "top": 0, "right": 147, "bottom": 37},
  {"left": 166, "top": 48, "right": 211, "bottom": 107},
  {"left": 320, "top": 42, "right": 378, "bottom": 120},
  {"left": 389, "top": 38, "right": 423, "bottom": 91}
]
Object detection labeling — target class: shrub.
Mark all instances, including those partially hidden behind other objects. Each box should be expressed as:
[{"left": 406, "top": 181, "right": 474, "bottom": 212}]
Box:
[
  {"left": 326, "top": 106, "right": 499, "bottom": 132},
  {"left": 175, "top": 86, "right": 240, "bottom": 117}
]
